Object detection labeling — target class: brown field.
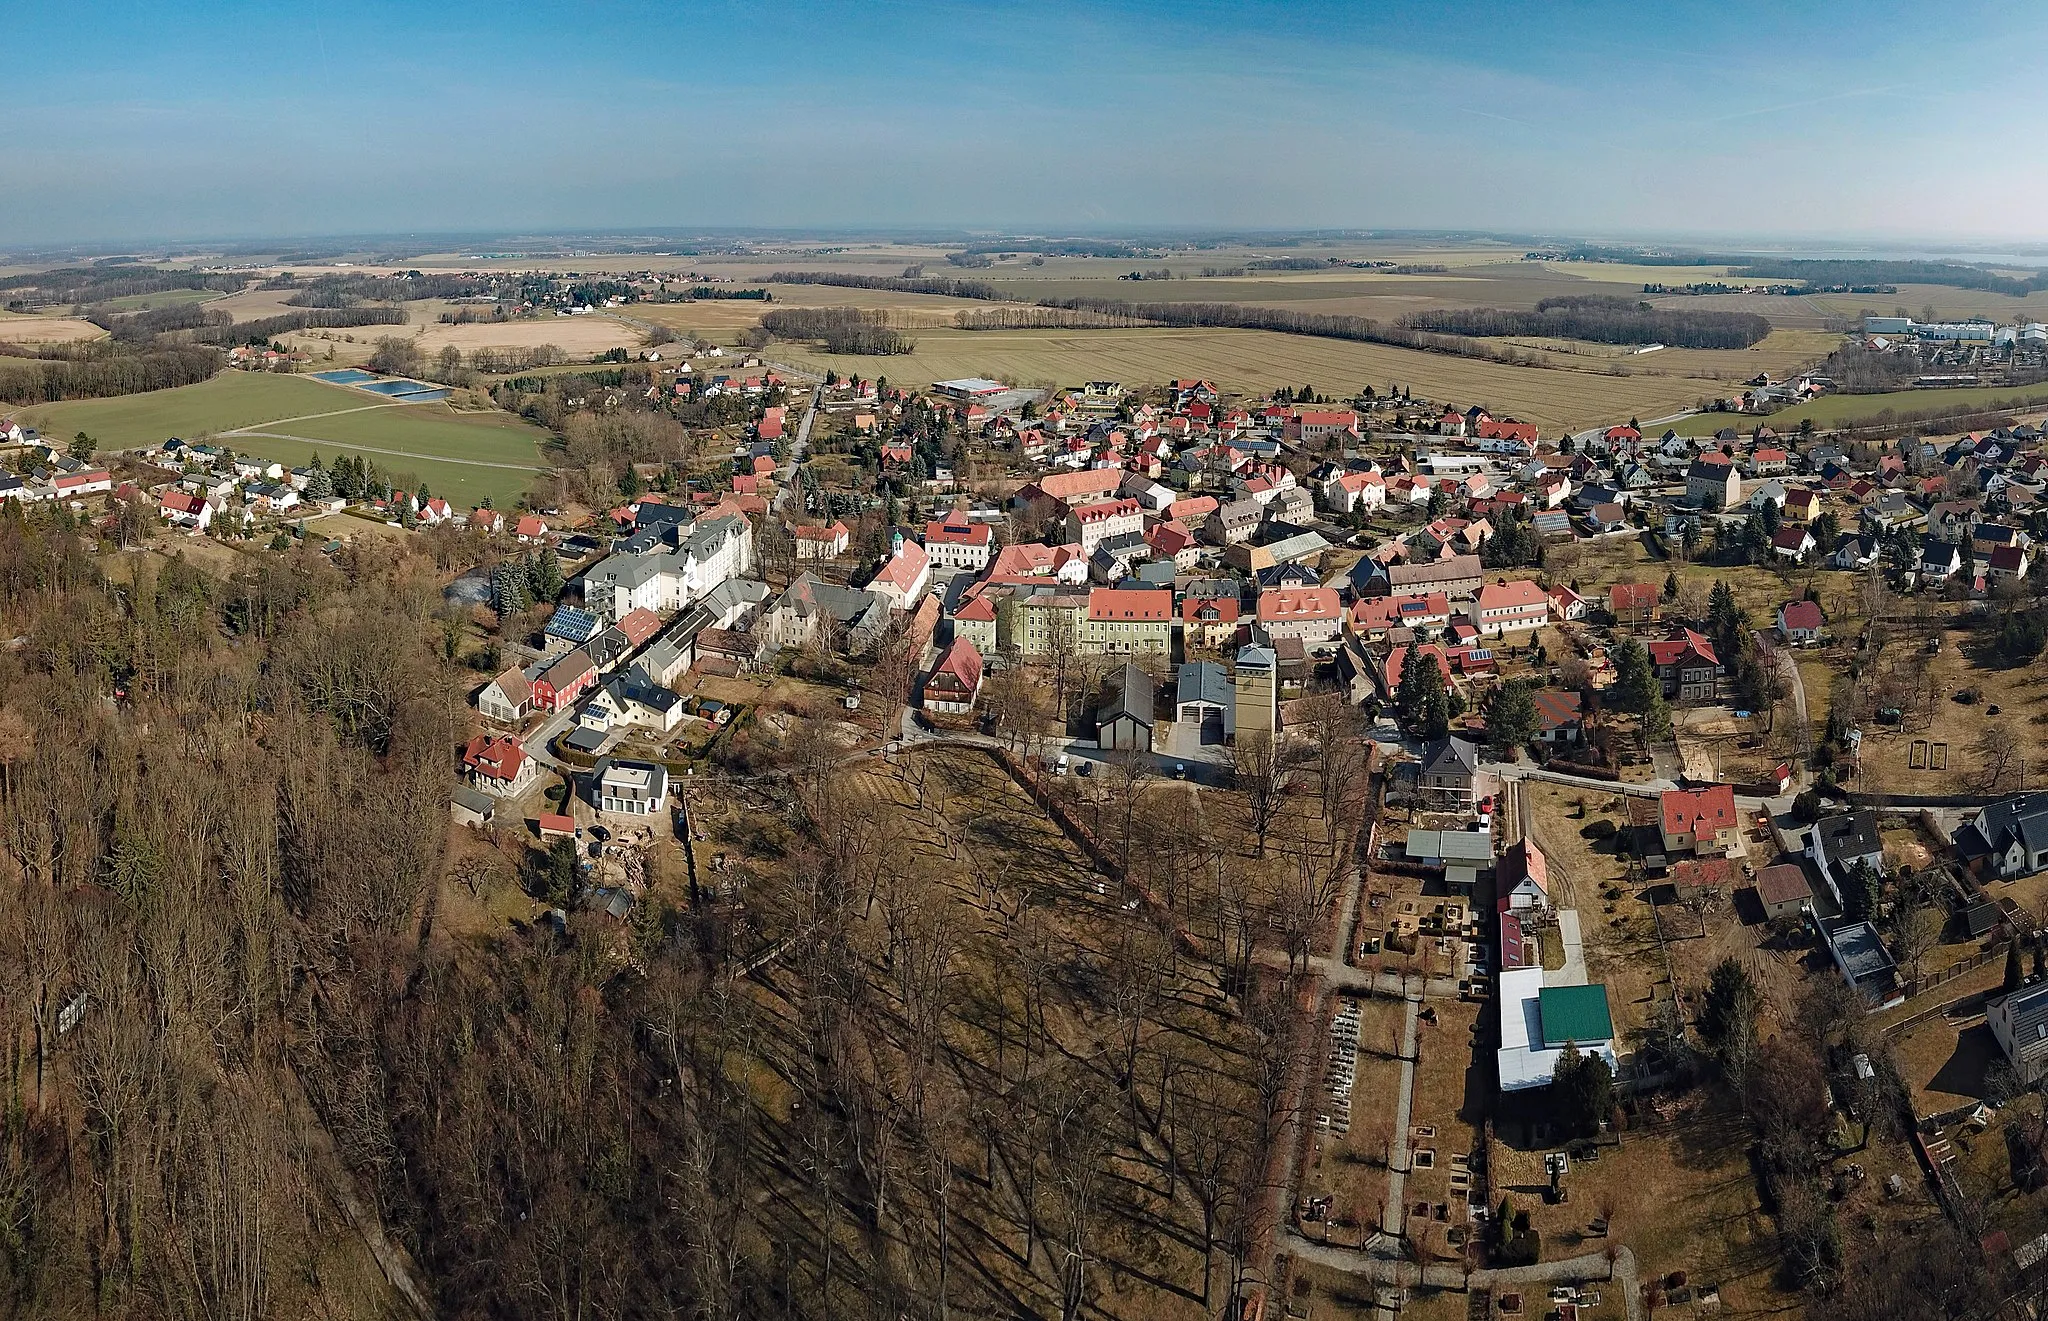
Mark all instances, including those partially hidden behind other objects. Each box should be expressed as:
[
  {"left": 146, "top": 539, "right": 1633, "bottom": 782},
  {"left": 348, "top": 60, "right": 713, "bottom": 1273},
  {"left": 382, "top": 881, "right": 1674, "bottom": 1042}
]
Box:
[
  {"left": 1848, "top": 623, "right": 2048, "bottom": 797},
  {"left": 0, "top": 313, "right": 106, "bottom": 345},
  {"left": 410, "top": 315, "right": 646, "bottom": 356},
  {"left": 772, "top": 326, "right": 1783, "bottom": 433},
  {"left": 1643, "top": 290, "right": 1844, "bottom": 330},
  {"left": 200, "top": 284, "right": 309, "bottom": 321}
]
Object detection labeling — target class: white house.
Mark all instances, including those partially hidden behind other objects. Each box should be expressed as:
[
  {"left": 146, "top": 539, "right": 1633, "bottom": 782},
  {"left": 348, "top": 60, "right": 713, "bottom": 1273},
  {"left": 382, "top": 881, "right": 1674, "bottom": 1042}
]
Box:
[{"left": 1469, "top": 578, "right": 1549, "bottom": 636}]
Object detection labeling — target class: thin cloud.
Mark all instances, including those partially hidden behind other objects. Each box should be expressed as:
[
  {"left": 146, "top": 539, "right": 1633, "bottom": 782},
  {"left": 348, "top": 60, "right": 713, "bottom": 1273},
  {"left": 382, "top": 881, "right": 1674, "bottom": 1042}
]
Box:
[{"left": 1703, "top": 84, "right": 1905, "bottom": 124}]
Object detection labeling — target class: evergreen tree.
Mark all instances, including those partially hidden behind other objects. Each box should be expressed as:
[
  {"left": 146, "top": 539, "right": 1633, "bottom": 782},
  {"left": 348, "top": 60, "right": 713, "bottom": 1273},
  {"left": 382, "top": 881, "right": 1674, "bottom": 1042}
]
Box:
[
  {"left": 526, "top": 549, "right": 564, "bottom": 604},
  {"left": 302, "top": 466, "right": 334, "bottom": 501},
  {"left": 1396, "top": 648, "right": 1450, "bottom": 741},
  {"left": 1663, "top": 571, "right": 1679, "bottom": 600},
  {"left": 1553, "top": 1043, "right": 1614, "bottom": 1139},
  {"left": 1611, "top": 638, "right": 1661, "bottom": 714},
  {"left": 2006, "top": 938, "right": 2025, "bottom": 994},
  {"left": 1707, "top": 580, "right": 1744, "bottom": 653},
  {"left": 1485, "top": 680, "right": 1541, "bottom": 759},
  {"left": 1699, "top": 956, "right": 1759, "bottom": 1074},
  {"left": 491, "top": 561, "right": 533, "bottom": 616}
]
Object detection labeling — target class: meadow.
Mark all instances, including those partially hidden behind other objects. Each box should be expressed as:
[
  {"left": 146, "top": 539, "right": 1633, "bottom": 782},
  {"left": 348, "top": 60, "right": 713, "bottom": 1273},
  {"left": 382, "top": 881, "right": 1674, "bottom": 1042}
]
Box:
[
  {"left": 86, "top": 288, "right": 228, "bottom": 312},
  {"left": 773, "top": 325, "right": 1784, "bottom": 433},
  {"left": 19, "top": 370, "right": 551, "bottom": 508}
]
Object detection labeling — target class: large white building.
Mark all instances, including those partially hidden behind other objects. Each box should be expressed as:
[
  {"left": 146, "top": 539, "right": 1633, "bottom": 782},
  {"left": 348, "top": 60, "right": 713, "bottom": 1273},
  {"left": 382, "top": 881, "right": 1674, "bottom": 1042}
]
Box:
[{"left": 578, "top": 511, "right": 754, "bottom": 623}]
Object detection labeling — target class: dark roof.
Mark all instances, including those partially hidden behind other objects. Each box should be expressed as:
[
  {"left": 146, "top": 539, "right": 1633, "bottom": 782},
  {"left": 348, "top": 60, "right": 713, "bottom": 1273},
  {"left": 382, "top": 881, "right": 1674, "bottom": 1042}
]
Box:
[
  {"left": 1813, "top": 810, "right": 1882, "bottom": 872},
  {"left": 1176, "top": 661, "right": 1232, "bottom": 710},
  {"left": 1968, "top": 793, "right": 2048, "bottom": 861},
  {"left": 1098, "top": 663, "right": 1156, "bottom": 730},
  {"left": 1421, "top": 736, "right": 1479, "bottom": 778}
]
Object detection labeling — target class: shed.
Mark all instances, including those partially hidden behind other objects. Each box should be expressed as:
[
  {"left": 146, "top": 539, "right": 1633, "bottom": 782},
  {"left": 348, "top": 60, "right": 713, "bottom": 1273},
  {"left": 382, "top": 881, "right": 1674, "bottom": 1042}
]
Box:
[
  {"left": 450, "top": 785, "right": 496, "bottom": 827},
  {"left": 1096, "top": 664, "right": 1157, "bottom": 752},
  {"left": 1752, "top": 862, "right": 1814, "bottom": 919}
]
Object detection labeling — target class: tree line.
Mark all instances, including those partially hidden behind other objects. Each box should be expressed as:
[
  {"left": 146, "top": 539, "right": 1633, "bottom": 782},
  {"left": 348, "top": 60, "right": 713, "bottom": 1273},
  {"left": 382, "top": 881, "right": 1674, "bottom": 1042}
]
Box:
[
  {"left": 767, "top": 271, "right": 1008, "bottom": 301},
  {"left": 274, "top": 271, "right": 494, "bottom": 307},
  {"left": 756, "top": 308, "right": 917, "bottom": 355},
  {"left": 1399, "top": 295, "right": 1770, "bottom": 349},
  {"left": 1731, "top": 259, "right": 2048, "bottom": 297},
  {"left": 0, "top": 343, "right": 221, "bottom": 404},
  {"left": 0, "top": 264, "right": 243, "bottom": 311}
]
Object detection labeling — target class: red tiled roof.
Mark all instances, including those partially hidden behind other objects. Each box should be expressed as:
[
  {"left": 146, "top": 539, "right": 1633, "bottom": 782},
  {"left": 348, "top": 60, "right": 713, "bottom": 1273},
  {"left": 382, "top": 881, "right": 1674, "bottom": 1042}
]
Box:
[
  {"left": 615, "top": 607, "right": 663, "bottom": 647},
  {"left": 1609, "top": 582, "right": 1657, "bottom": 612},
  {"left": 1779, "top": 600, "right": 1823, "bottom": 630},
  {"left": 462, "top": 733, "right": 527, "bottom": 784},
  {"left": 925, "top": 516, "right": 992, "bottom": 546},
  {"left": 1087, "top": 588, "right": 1171, "bottom": 621},
  {"left": 1255, "top": 586, "right": 1340, "bottom": 623},
  {"left": 1673, "top": 857, "right": 1733, "bottom": 891},
  {"left": 1661, "top": 784, "right": 1737, "bottom": 840},
  {"left": 926, "top": 637, "right": 984, "bottom": 694},
  {"left": 1647, "top": 629, "right": 1719, "bottom": 669}
]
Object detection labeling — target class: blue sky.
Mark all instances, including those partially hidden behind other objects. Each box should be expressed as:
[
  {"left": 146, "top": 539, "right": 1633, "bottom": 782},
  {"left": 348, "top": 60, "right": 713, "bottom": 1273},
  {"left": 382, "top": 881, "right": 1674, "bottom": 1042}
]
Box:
[{"left": 4, "top": 0, "right": 2042, "bottom": 247}]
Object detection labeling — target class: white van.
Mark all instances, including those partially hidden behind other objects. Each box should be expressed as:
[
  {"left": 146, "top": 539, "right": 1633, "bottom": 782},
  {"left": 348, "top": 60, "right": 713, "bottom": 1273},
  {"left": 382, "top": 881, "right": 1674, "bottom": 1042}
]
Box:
[{"left": 1055, "top": 753, "right": 1070, "bottom": 776}]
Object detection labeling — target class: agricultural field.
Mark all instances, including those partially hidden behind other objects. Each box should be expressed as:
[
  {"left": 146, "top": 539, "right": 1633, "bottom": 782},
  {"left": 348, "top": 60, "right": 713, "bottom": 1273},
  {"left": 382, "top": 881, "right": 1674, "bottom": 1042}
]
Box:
[
  {"left": 772, "top": 326, "right": 1752, "bottom": 434},
  {"left": 0, "top": 311, "right": 107, "bottom": 345},
  {"left": 408, "top": 315, "right": 645, "bottom": 357},
  {"left": 1812, "top": 282, "right": 2048, "bottom": 325},
  {"left": 223, "top": 401, "right": 550, "bottom": 509}
]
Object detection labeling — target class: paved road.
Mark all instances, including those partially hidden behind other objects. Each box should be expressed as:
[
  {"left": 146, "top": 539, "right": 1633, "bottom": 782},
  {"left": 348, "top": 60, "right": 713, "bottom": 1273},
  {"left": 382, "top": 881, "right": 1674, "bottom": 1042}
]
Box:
[{"left": 775, "top": 384, "right": 823, "bottom": 515}]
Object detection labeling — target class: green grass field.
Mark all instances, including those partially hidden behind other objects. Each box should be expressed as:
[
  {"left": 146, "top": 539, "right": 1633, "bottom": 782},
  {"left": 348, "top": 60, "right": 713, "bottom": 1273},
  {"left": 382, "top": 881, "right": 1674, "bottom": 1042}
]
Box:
[
  {"left": 20, "top": 371, "right": 552, "bottom": 508},
  {"left": 19, "top": 372, "right": 362, "bottom": 444},
  {"left": 1662, "top": 382, "right": 2048, "bottom": 436},
  {"left": 86, "top": 288, "right": 228, "bottom": 312}
]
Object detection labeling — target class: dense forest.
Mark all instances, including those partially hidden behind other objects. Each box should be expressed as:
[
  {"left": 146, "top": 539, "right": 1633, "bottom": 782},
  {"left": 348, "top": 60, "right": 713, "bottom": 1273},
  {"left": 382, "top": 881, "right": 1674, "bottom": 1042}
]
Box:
[
  {"left": 766, "top": 272, "right": 1008, "bottom": 301},
  {"left": 270, "top": 272, "right": 498, "bottom": 307},
  {"left": 1398, "top": 295, "right": 1772, "bottom": 349}
]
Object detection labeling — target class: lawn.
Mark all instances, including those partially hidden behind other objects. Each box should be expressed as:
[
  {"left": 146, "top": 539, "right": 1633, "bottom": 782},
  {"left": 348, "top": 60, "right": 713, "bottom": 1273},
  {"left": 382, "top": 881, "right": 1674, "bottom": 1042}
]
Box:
[
  {"left": 21, "top": 371, "right": 554, "bottom": 508},
  {"left": 772, "top": 326, "right": 1749, "bottom": 435}
]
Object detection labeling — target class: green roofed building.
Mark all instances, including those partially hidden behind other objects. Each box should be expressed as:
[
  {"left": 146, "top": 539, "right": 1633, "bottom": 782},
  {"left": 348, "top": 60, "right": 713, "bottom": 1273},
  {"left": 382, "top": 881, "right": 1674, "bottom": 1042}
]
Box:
[{"left": 1537, "top": 984, "right": 1615, "bottom": 1050}]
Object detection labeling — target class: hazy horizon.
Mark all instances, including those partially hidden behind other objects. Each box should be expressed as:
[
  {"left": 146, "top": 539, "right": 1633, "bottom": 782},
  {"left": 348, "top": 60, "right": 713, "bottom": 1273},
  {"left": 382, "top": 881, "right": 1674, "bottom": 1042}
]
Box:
[{"left": 10, "top": 0, "right": 2046, "bottom": 250}]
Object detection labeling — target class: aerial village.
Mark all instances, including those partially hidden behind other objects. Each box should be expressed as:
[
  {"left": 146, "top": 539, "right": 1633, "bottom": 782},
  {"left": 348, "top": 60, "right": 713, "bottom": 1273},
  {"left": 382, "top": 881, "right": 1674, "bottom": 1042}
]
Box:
[{"left": 18, "top": 310, "right": 2048, "bottom": 1312}]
